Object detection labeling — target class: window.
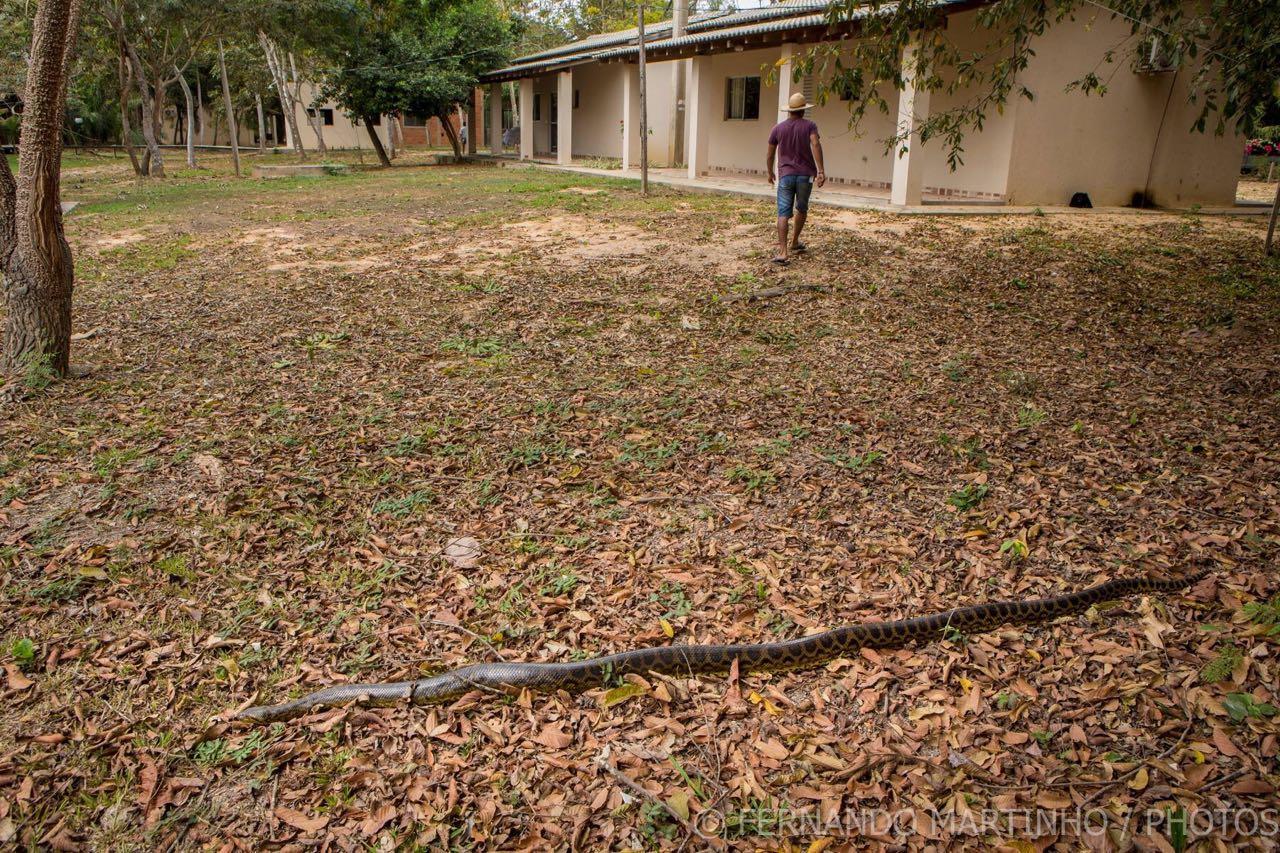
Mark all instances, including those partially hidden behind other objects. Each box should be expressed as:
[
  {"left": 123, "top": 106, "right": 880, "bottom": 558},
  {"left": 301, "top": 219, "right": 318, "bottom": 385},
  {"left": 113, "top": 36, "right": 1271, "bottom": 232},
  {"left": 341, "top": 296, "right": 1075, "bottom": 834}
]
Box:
[
  {"left": 573, "top": 89, "right": 580, "bottom": 109},
  {"left": 369, "top": 115, "right": 381, "bottom": 126},
  {"left": 724, "top": 76, "right": 760, "bottom": 120},
  {"left": 533, "top": 94, "right": 541, "bottom": 121},
  {"left": 305, "top": 107, "right": 334, "bottom": 125},
  {"left": 402, "top": 114, "right": 426, "bottom": 127}
]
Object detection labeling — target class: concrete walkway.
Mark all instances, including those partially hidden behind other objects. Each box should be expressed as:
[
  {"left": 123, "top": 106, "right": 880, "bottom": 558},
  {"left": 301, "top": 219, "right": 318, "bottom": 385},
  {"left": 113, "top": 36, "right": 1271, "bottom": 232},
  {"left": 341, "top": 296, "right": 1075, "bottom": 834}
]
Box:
[{"left": 475, "top": 154, "right": 1271, "bottom": 217}]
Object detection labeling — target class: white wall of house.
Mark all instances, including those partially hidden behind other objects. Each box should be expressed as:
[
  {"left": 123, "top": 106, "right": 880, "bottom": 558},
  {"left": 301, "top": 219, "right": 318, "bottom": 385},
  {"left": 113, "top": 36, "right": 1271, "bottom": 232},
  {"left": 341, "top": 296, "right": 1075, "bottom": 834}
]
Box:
[{"left": 1004, "top": 9, "right": 1243, "bottom": 207}]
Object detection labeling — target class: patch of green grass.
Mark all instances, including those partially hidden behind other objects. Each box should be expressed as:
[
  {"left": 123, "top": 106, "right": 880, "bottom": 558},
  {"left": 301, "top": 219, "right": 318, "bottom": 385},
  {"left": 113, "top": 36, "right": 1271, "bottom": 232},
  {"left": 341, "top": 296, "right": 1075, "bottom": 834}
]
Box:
[
  {"left": 725, "top": 465, "right": 775, "bottom": 492},
  {"left": 155, "top": 554, "right": 195, "bottom": 582},
  {"left": 371, "top": 489, "right": 435, "bottom": 518},
  {"left": 947, "top": 483, "right": 989, "bottom": 511},
  {"left": 1017, "top": 402, "right": 1047, "bottom": 428},
  {"left": 822, "top": 449, "right": 884, "bottom": 472},
  {"left": 102, "top": 236, "right": 194, "bottom": 272},
  {"left": 439, "top": 336, "right": 506, "bottom": 357}
]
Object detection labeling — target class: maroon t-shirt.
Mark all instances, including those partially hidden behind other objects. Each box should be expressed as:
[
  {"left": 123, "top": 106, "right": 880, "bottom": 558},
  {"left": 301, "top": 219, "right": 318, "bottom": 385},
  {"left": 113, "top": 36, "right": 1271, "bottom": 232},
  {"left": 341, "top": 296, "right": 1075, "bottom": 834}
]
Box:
[{"left": 768, "top": 118, "right": 819, "bottom": 178}]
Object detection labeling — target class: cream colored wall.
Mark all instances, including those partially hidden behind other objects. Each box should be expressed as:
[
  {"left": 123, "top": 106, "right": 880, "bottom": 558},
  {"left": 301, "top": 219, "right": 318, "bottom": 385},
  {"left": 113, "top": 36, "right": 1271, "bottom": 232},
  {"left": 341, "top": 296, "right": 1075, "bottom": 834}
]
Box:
[
  {"left": 700, "top": 48, "right": 778, "bottom": 176},
  {"left": 914, "top": 10, "right": 1018, "bottom": 197},
  {"left": 289, "top": 83, "right": 391, "bottom": 151},
  {"left": 1006, "top": 9, "right": 1243, "bottom": 206},
  {"left": 570, "top": 64, "right": 624, "bottom": 158}
]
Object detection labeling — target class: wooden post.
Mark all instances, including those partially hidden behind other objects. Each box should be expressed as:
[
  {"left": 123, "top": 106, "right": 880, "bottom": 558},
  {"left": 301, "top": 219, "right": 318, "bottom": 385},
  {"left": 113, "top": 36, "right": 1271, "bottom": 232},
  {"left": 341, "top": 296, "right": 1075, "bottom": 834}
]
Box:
[
  {"left": 1266, "top": 179, "right": 1279, "bottom": 256},
  {"left": 218, "top": 40, "right": 240, "bottom": 177},
  {"left": 638, "top": 3, "right": 648, "bottom": 195}
]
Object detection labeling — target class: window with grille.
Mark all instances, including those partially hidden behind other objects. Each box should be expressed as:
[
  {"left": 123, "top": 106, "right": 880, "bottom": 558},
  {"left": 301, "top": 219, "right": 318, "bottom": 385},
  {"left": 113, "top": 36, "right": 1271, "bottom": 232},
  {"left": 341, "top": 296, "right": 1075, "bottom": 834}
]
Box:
[
  {"left": 724, "top": 76, "right": 760, "bottom": 121},
  {"left": 533, "top": 94, "right": 542, "bottom": 121}
]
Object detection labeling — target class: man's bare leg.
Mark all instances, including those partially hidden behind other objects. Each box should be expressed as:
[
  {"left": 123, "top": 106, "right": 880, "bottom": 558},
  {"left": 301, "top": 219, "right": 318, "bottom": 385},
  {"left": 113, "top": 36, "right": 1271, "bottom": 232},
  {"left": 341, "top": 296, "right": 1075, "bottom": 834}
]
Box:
[
  {"left": 791, "top": 209, "right": 808, "bottom": 250},
  {"left": 776, "top": 216, "right": 791, "bottom": 262}
]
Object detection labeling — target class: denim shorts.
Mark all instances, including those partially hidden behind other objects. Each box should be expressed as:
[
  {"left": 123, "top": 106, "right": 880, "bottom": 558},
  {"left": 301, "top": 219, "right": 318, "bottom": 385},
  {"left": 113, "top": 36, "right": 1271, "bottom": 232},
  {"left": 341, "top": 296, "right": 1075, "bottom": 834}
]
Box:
[{"left": 776, "top": 174, "right": 814, "bottom": 217}]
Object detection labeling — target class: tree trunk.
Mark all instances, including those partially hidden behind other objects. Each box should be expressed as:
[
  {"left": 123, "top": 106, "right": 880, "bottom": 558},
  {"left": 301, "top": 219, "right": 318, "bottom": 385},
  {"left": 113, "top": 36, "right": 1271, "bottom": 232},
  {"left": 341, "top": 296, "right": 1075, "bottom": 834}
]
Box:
[
  {"left": 122, "top": 41, "right": 164, "bottom": 177},
  {"left": 175, "top": 66, "right": 196, "bottom": 168},
  {"left": 437, "top": 109, "right": 462, "bottom": 157},
  {"left": 195, "top": 72, "right": 204, "bottom": 145},
  {"left": 259, "top": 32, "right": 305, "bottom": 160},
  {"left": 2, "top": 0, "right": 82, "bottom": 380},
  {"left": 289, "top": 52, "right": 327, "bottom": 155},
  {"left": 389, "top": 114, "right": 402, "bottom": 160},
  {"left": 255, "top": 93, "right": 266, "bottom": 154},
  {"left": 117, "top": 53, "right": 142, "bottom": 175},
  {"left": 365, "top": 118, "right": 391, "bottom": 167},
  {"left": 218, "top": 40, "right": 240, "bottom": 177}
]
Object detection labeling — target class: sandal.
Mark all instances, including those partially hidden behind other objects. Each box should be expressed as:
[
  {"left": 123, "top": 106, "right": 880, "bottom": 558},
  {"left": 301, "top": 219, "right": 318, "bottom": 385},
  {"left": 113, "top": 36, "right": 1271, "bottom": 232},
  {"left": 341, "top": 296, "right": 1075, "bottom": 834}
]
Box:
[
  {"left": 790, "top": 242, "right": 807, "bottom": 254},
  {"left": 771, "top": 257, "right": 790, "bottom": 266}
]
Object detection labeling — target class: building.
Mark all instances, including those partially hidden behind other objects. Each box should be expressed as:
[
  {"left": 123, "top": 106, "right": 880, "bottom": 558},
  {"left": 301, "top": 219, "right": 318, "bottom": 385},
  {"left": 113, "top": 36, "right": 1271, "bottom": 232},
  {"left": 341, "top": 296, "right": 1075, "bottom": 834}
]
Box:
[{"left": 475, "top": 0, "right": 1244, "bottom": 208}]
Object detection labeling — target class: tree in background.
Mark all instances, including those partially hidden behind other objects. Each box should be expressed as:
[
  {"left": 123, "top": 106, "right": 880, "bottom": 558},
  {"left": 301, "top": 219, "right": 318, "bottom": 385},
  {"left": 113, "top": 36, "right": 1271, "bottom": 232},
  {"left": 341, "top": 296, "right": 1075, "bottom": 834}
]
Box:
[
  {"left": 2, "top": 0, "right": 82, "bottom": 382},
  {"left": 800, "top": 0, "right": 1280, "bottom": 170},
  {"left": 317, "top": 0, "right": 511, "bottom": 166}
]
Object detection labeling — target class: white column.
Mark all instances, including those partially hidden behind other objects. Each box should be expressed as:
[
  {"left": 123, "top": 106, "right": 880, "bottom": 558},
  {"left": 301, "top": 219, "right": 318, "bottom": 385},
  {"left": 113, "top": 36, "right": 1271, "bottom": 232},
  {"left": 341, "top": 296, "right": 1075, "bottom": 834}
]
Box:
[
  {"left": 467, "top": 89, "right": 479, "bottom": 155},
  {"left": 686, "top": 55, "right": 714, "bottom": 180},
  {"left": 489, "top": 82, "right": 503, "bottom": 155},
  {"left": 776, "top": 43, "right": 797, "bottom": 115},
  {"left": 890, "top": 40, "right": 931, "bottom": 206},
  {"left": 519, "top": 78, "right": 534, "bottom": 160},
  {"left": 621, "top": 67, "right": 635, "bottom": 171},
  {"left": 557, "top": 69, "right": 573, "bottom": 165}
]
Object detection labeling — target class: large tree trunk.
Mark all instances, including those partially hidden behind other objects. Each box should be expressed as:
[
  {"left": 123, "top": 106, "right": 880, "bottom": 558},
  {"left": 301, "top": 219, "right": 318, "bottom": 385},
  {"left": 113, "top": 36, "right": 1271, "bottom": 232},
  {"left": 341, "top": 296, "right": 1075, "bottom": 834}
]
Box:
[
  {"left": 2, "top": 0, "right": 82, "bottom": 380},
  {"left": 437, "top": 108, "right": 462, "bottom": 157},
  {"left": 218, "top": 40, "right": 240, "bottom": 177},
  {"left": 175, "top": 66, "right": 196, "bottom": 168},
  {"left": 122, "top": 41, "right": 164, "bottom": 177},
  {"left": 259, "top": 32, "right": 305, "bottom": 160},
  {"left": 255, "top": 93, "right": 266, "bottom": 153},
  {"left": 365, "top": 118, "right": 391, "bottom": 167}
]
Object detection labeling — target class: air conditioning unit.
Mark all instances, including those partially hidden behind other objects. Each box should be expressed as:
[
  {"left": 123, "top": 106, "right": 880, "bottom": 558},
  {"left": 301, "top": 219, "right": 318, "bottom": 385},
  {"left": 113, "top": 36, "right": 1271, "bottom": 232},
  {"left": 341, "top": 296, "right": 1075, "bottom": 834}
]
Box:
[{"left": 1137, "top": 35, "right": 1179, "bottom": 74}]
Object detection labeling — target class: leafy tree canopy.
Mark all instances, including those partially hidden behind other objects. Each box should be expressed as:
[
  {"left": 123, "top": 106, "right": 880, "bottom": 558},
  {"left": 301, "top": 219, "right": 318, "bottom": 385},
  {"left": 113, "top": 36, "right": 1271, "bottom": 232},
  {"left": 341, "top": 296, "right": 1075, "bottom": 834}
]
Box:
[{"left": 316, "top": 0, "right": 511, "bottom": 124}]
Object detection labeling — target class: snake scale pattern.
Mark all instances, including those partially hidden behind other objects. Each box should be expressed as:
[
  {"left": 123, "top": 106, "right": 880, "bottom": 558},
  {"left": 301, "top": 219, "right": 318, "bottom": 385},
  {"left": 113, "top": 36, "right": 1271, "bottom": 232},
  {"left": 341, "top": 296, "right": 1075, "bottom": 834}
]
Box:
[{"left": 238, "top": 572, "right": 1205, "bottom": 724}]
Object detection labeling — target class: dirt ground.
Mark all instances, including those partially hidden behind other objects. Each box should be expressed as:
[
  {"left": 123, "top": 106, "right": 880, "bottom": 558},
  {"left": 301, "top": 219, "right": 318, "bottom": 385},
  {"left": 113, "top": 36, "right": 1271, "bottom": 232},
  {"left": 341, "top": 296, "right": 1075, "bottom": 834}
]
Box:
[{"left": 2, "top": 151, "right": 1279, "bottom": 850}]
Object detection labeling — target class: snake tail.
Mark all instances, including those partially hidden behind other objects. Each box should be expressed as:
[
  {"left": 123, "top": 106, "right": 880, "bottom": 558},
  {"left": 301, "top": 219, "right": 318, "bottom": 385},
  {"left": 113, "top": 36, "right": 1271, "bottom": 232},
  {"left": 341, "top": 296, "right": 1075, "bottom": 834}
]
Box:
[{"left": 236, "top": 570, "right": 1206, "bottom": 724}]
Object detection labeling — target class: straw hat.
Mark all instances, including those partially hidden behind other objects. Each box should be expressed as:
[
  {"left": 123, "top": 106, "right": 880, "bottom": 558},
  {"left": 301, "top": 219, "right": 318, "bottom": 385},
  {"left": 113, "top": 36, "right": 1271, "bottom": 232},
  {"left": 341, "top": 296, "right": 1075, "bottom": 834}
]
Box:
[{"left": 782, "top": 92, "right": 813, "bottom": 112}]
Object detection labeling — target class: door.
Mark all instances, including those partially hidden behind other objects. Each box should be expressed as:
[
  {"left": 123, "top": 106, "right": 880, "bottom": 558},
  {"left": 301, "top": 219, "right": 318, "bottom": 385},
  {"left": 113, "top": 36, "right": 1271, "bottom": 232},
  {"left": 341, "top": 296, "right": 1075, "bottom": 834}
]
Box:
[{"left": 549, "top": 92, "right": 558, "bottom": 154}]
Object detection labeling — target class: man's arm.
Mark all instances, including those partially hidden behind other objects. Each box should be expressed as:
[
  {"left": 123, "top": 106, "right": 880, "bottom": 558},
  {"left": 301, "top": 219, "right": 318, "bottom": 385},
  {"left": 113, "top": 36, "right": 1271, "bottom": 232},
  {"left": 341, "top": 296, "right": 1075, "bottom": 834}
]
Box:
[
  {"left": 766, "top": 142, "right": 778, "bottom": 184},
  {"left": 810, "top": 131, "right": 825, "bottom": 187}
]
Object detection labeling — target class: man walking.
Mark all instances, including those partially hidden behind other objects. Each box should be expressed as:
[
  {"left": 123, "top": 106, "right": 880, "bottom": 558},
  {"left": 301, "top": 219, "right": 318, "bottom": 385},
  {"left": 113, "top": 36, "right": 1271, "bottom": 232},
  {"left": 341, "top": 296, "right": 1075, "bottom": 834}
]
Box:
[{"left": 766, "top": 92, "right": 825, "bottom": 265}]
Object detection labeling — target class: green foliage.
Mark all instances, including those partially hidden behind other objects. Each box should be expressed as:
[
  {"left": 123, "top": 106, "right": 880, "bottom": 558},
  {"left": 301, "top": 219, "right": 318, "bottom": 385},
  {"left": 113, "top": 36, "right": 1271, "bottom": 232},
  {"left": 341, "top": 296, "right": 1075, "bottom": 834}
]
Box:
[
  {"left": 10, "top": 637, "right": 36, "bottom": 669},
  {"left": 947, "top": 483, "right": 989, "bottom": 511},
  {"left": 1242, "top": 596, "right": 1280, "bottom": 637},
  {"left": 1200, "top": 643, "right": 1242, "bottom": 683},
  {"left": 316, "top": 0, "right": 512, "bottom": 144},
  {"left": 1222, "top": 692, "right": 1277, "bottom": 723}
]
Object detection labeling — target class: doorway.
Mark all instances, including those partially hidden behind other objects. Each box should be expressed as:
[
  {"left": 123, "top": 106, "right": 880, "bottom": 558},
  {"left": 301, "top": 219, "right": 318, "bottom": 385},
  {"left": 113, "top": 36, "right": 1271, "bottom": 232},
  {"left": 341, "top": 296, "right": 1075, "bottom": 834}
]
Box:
[{"left": 549, "top": 92, "right": 558, "bottom": 155}]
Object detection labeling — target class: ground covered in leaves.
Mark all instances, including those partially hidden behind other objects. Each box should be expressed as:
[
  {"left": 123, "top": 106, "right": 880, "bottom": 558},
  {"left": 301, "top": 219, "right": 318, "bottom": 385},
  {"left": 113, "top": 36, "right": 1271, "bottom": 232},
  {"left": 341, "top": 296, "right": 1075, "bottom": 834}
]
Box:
[{"left": 2, "top": 152, "right": 1279, "bottom": 850}]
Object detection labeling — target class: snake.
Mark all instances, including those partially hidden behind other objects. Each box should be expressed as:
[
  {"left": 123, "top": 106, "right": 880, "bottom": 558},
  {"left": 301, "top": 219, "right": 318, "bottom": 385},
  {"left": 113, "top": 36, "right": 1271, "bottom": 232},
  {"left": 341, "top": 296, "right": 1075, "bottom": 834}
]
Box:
[{"left": 237, "top": 571, "right": 1206, "bottom": 724}]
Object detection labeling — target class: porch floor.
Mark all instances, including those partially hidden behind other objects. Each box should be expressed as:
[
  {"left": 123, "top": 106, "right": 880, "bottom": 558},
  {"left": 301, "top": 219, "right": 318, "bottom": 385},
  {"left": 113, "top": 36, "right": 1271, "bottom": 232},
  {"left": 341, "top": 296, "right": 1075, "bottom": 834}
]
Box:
[{"left": 474, "top": 153, "right": 1271, "bottom": 216}]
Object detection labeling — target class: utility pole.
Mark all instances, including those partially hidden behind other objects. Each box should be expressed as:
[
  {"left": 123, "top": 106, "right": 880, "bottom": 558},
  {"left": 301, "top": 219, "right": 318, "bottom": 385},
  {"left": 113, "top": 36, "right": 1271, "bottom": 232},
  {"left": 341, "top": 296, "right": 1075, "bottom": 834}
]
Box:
[{"left": 638, "top": 3, "right": 649, "bottom": 194}]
